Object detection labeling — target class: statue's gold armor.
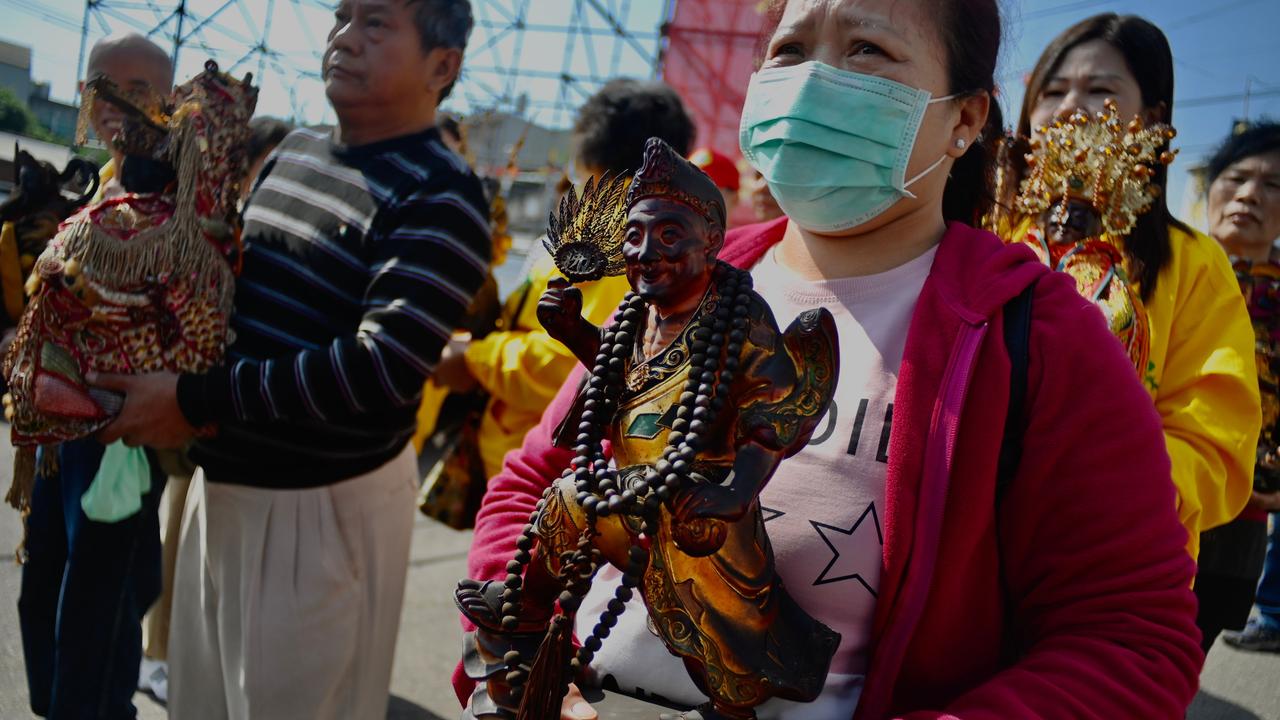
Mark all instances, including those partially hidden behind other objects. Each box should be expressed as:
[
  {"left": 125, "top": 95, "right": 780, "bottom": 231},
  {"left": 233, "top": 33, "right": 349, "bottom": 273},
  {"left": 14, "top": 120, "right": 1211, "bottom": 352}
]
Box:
[{"left": 537, "top": 283, "right": 839, "bottom": 708}]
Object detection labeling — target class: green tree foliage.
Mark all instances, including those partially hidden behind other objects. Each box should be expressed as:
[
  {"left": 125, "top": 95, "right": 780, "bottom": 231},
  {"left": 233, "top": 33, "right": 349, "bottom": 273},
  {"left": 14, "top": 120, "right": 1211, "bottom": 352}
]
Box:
[{"left": 0, "top": 86, "right": 57, "bottom": 141}]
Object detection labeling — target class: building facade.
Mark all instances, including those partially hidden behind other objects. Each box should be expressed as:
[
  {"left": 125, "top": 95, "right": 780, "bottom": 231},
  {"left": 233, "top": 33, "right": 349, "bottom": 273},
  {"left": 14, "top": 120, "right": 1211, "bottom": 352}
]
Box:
[{"left": 0, "top": 39, "right": 78, "bottom": 143}]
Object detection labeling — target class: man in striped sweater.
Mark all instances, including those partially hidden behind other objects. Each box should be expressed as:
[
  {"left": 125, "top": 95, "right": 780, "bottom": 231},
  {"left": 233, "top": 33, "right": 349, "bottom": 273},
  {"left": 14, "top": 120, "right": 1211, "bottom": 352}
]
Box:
[{"left": 91, "top": 1, "right": 490, "bottom": 717}]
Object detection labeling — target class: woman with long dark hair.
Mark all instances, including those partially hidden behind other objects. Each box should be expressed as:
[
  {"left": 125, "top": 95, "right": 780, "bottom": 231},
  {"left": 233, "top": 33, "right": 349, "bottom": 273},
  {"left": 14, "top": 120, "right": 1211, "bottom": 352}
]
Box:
[
  {"left": 999, "top": 13, "right": 1259, "bottom": 561},
  {"left": 457, "top": 2, "right": 1202, "bottom": 718}
]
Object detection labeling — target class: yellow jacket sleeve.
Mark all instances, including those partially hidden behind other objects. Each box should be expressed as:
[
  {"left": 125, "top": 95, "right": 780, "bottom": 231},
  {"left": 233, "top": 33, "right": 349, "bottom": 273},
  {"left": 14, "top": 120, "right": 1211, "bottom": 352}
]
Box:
[
  {"left": 411, "top": 378, "right": 451, "bottom": 453},
  {"left": 464, "top": 256, "right": 630, "bottom": 416},
  {"left": 1, "top": 222, "right": 25, "bottom": 323},
  {"left": 1149, "top": 228, "right": 1259, "bottom": 555}
]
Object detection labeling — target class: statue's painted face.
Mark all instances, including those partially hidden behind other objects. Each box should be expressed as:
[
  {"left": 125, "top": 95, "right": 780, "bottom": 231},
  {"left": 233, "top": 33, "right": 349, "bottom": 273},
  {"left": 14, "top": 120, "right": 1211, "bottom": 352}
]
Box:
[
  {"left": 1043, "top": 196, "right": 1102, "bottom": 245},
  {"left": 623, "top": 197, "right": 718, "bottom": 311}
]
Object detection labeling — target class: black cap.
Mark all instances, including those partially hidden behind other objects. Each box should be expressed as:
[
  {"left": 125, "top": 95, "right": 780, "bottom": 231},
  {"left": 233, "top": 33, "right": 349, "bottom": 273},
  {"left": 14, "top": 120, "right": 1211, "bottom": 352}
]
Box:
[{"left": 625, "top": 137, "right": 726, "bottom": 232}]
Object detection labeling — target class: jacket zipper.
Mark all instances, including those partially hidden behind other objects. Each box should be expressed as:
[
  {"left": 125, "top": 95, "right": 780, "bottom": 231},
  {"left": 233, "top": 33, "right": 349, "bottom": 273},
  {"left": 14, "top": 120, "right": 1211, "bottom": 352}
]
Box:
[{"left": 856, "top": 320, "right": 989, "bottom": 720}]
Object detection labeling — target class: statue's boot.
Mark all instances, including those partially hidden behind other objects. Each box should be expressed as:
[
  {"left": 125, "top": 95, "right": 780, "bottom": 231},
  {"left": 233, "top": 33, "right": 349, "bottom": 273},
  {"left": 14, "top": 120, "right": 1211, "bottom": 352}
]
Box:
[
  {"left": 455, "top": 471, "right": 634, "bottom": 634},
  {"left": 454, "top": 578, "right": 508, "bottom": 631}
]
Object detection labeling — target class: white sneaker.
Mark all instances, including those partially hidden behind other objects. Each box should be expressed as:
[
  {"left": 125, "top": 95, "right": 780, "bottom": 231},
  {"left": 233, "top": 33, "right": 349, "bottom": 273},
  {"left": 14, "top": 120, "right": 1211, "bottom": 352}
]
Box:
[{"left": 138, "top": 658, "right": 168, "bottom": 702}]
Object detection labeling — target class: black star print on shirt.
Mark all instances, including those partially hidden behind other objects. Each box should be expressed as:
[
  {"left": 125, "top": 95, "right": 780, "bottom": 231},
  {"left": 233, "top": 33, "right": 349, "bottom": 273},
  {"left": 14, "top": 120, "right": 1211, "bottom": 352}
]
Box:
[
  {"left": 761, "top": 506, "right": 785, "bottom": 522},
  {"left": 810, "top": 503, "right": 883, "bottom": 595}
]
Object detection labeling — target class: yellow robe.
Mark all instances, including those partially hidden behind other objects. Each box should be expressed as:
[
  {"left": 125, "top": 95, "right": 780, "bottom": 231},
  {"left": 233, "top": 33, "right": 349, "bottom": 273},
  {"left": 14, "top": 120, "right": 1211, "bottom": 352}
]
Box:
[
  {"left": 412, "top": 253, "right": 631, "bottom": 480},
  {"left": 1008, "top": 219, "right": 1259, "bottom": 559}
]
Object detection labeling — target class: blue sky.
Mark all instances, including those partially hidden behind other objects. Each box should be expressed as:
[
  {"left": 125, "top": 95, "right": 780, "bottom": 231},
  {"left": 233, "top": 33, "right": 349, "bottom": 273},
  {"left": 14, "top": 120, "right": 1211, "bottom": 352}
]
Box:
[{"left": 2, "top": 0, "right": 1278, "bottom": 217}]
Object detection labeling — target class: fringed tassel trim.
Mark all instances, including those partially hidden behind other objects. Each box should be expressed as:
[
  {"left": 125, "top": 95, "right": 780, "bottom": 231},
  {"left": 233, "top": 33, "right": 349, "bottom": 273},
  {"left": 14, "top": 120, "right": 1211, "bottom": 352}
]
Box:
[
  {"left": 7, "top": 446, "right": 39, "bottom": 564},
  {"left": 516, "top": 612, "right": 575, "bottom": 720}
]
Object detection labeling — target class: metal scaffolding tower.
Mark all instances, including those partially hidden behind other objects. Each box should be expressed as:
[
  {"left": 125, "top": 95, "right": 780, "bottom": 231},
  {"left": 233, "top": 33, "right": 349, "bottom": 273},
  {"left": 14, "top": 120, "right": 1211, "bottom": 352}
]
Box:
[
  {"left": 67, "top": 0, "right": 672, "bottom": 129},
  {"left": 459, "top": 0, "right": 672, "bottom": 127}
]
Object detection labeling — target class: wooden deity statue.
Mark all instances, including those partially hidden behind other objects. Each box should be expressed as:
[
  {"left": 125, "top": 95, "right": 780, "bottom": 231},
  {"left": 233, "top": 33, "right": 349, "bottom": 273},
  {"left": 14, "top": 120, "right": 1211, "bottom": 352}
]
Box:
[
  {"left": 2, "top": 60, "right": 257, "bottom": 516},
  {"left": 455, "top": 138, "right": 841, "bottom": 720},
  {"left": 1007, "top": 99, "right": 1177, "bottom": 373}
]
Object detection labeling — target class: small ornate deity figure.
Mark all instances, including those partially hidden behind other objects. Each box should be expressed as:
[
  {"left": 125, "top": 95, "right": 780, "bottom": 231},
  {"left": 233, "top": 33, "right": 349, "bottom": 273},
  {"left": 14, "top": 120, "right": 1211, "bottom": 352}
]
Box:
[
  {"left": 0, "top": 150, "right": 100, "bottom": 327},
  {"left": 1011, "top": 98, "right": 1177, "bottom": 373},
  {"left": 3, "top": 60, "right": 257, "bottom": 513},
  {"left": 455, "top": 138, "right": 841, "bottom": 720}
]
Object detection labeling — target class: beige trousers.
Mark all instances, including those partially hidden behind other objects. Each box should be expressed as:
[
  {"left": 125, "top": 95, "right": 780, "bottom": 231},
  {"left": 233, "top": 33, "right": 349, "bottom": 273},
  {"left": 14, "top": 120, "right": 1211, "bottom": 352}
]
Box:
[
  {"left": 143, "top": 474, "right": 191, "bottom": 661},
  {"left": 168, "top": 446, "right": 417, "bottom": 720}
]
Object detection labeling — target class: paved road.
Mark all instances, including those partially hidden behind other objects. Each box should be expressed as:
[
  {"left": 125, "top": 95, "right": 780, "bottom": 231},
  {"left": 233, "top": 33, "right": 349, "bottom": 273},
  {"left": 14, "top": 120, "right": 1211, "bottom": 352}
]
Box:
[{"left": 0, "top": 432, "right": 1276, "bottom": 719}]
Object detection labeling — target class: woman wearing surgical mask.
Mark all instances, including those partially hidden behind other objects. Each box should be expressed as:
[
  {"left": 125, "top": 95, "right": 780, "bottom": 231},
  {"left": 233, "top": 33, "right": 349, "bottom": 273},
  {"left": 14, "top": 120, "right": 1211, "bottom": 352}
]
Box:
[
  {"left": 457, "top": 1, "right": 1202, "bottom": 718},
  {"left": 999, "top": 14, "right": 1258, "bottom": 563}
]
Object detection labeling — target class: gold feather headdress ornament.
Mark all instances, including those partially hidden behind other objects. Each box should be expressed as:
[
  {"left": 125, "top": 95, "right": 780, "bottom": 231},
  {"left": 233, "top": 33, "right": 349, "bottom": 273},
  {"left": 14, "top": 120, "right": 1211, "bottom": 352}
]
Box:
[
  {"left": 542, "top": 173, "right": 630, "bottom": 283},
  {"left": 1018, "top": 99, "right": 1178, "bottom": 237}
]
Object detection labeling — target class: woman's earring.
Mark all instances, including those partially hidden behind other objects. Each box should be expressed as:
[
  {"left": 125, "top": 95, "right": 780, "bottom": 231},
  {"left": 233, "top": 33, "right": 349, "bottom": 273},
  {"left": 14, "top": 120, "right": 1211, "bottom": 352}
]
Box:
[{"left": 954, "top": 138, "right": 967, "bottom": 149}]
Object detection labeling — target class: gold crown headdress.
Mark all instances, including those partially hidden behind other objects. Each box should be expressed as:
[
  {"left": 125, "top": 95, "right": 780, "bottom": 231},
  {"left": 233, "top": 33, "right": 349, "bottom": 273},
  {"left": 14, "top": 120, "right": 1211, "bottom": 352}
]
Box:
[
  {"left": 542, "top": 173, "right": 630, "bottom": 283},
  {"left": 1018, "top": 99, "right": 1178, "bottom": 237}
]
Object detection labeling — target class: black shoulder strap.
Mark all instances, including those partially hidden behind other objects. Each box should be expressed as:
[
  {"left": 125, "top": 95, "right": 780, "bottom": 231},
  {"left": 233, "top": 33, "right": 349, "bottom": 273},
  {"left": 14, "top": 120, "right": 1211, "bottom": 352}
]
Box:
[
  {"left": 995, "top": 281, "right": 1035, "bottom": 505},
  {"left": 995, "top": 280, "right": 1035, "bottom": 663}
]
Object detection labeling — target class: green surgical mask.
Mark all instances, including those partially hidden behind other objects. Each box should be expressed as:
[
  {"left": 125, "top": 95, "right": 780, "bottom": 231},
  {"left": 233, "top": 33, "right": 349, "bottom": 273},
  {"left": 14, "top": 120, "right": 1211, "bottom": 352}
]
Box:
[{"left": 739, "top": 61, "right": 957, "bottom": 232}]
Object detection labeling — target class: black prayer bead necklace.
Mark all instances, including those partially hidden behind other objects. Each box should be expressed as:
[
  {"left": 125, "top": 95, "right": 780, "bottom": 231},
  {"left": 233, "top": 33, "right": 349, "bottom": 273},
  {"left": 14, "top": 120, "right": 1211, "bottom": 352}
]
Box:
[{"left": 497, "top": 261, "right": 754, "bottom": 703}]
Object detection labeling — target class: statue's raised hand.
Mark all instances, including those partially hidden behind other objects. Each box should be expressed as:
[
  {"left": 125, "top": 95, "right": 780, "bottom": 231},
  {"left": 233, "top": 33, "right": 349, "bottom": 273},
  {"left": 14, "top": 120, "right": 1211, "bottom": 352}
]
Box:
[
  {"left": 537, "top": 276, "right": 585, "bottom": 342},
  {"left": 537, "top": 276, "right": 602, "bottom": 367}
]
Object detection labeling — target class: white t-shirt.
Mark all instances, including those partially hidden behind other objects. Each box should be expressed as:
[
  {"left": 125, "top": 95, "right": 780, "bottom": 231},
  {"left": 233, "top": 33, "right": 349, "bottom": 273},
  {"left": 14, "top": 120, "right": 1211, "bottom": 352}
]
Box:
[{"left": 577, "top": 244, "right": 937, "bottom": 718}]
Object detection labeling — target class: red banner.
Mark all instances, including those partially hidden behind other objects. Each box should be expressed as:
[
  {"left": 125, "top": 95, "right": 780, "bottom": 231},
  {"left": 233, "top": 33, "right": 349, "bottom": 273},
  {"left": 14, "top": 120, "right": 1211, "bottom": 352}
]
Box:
[{"left": 661, "top": 0, "right": 770, "bottom": 161}]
